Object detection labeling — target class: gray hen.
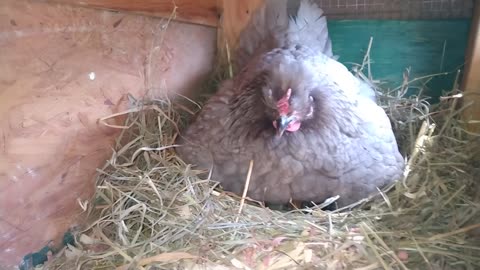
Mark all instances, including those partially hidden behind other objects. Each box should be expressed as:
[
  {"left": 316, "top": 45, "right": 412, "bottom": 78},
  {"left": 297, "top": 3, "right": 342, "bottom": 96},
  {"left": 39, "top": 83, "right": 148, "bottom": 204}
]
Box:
[{"left": 176, "top": 0, "right": 404, "bottom": 207}]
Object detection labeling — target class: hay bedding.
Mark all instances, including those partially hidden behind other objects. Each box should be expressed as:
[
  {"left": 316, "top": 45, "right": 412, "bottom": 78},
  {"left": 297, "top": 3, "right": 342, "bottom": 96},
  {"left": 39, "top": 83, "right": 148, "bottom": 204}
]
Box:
[{"left": 41, "top": 43, "right": 480, "bottom": 270}]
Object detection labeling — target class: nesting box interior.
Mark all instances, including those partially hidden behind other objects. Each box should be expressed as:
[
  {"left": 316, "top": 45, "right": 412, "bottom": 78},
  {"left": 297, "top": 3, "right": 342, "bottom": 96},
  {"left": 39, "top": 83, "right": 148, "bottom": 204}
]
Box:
[{"left": 1, "top": 0, "right": 479, "bottom": 269}]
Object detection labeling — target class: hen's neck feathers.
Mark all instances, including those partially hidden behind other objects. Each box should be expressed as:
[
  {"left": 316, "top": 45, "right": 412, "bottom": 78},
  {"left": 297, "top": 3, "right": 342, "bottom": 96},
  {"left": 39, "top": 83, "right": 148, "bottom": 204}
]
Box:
[
  {"left": 225, "top": 73, "right": 362, "bottom": 143},
  {"left": 227, "top": 76, "right": 271, "bottom": 140}
]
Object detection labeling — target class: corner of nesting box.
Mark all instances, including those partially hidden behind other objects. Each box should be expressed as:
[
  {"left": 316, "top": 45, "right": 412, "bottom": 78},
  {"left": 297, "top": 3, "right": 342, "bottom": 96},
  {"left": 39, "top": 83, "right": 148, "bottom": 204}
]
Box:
[{"left": 462, "top": 1, "right": 480, "bottom": 133}]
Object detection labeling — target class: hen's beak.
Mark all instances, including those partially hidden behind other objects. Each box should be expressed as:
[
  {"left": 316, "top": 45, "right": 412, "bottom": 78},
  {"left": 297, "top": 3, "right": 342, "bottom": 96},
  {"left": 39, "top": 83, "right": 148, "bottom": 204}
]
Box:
[{"left": 276, "top": 115, "right": 295, "bottom": 137}]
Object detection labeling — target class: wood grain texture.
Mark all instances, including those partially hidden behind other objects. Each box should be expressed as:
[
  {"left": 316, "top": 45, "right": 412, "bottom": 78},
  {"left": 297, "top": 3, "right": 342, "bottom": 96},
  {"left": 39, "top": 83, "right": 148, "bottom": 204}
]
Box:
[
  {"left": 48, "top": 0, "right": 219, "bottom": 27},
  {"left": 0, "top": 0, "right": 216, "bottom": 267},
  {"left": 216, "top": 0, "right": 265, "bottom": 66},
  {"left": 462, "top": 1, "right": 480, "bottom": 132}
]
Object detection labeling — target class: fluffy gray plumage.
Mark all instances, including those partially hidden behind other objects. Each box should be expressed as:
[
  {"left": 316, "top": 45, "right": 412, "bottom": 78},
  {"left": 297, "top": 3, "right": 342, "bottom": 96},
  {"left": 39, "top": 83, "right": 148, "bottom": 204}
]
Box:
[{"left": 176, "top": 0, "right": 404, "bottom": 207}]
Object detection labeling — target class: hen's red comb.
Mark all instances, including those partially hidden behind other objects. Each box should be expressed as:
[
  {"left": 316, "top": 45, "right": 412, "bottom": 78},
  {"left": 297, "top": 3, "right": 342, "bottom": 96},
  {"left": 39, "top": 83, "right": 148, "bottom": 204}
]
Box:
[{"left": 276, "top": 88, "right": 291, "bottom": 115}]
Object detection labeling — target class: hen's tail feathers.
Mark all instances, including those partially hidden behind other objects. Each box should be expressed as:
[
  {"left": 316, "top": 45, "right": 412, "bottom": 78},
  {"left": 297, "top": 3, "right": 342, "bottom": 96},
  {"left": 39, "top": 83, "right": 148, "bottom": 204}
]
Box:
[
  {"left": 289, "top": 0, "right": 333, "bottom": 57},
  {"left": 234, "top": 0, "right": 333, "bottom": 71},
  {"left": 234, "top": 0, "right": 289, "bottom": 71}
]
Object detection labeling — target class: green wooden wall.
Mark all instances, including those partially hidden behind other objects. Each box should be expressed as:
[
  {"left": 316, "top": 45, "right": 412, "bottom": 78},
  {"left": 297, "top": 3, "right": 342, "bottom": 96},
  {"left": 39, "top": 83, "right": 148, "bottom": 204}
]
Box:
[{"left": 328, "top": 19, "right": 471, "bottom": 103}]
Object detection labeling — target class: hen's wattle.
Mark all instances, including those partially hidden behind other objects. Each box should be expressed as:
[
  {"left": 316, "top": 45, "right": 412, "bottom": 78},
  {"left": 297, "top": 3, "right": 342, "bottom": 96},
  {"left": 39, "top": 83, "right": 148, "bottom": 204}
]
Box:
[{"left": 175, "top": 0, "right": 404, "bottom": 207}]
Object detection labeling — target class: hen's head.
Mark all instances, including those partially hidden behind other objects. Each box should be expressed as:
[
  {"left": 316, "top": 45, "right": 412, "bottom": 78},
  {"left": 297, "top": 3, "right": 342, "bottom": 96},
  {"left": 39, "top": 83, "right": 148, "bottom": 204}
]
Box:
[{"left": 260, "top": 62, "right": 319, "bottom": 137}]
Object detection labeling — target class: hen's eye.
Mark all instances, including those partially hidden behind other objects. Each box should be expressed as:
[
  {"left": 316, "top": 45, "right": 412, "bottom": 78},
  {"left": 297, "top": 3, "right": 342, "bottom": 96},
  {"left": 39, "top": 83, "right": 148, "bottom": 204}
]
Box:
[
  {"left": 263, "top": 88, "right": 273, "bottom": 101},
  {"left": 309, "top": 95, "right": 314, "bottom": 102}
]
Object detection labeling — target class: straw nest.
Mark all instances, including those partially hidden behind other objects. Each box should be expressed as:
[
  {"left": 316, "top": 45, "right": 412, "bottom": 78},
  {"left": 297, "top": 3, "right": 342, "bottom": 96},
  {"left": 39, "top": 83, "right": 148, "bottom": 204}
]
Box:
[{"left": 43, "top": 39, "right": 480, "bottom": 270}]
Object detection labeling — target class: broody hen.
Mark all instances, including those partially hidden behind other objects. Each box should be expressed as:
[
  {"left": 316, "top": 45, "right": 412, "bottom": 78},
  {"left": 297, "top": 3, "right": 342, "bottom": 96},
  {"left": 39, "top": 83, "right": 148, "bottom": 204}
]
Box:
[{"left": 176, "top": 0, "right": 404, "bottom": 207}]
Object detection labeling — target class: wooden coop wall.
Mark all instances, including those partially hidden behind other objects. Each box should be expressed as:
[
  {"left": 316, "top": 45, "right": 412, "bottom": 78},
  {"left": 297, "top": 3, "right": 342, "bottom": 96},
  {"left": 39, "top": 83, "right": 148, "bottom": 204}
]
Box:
[
  {"left": 316, "top": 0, "right": 474, "bottom": 101},
  {"left": 315, "top": 0, "right": 474, "bottom": 19},
  {"left": 0, "top": 0, "right": 216, "bottom": 267},
  {"left": 463, "top": 2, "right": 480, "bottom": 133},
  {"left": 1, "top": 0, "right": 479, "bottom": 268}
]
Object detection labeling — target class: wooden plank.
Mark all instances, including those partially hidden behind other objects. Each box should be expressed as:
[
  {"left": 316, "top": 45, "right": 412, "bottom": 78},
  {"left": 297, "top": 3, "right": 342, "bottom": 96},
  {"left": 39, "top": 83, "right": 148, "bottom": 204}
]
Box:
[
  {"left": 462, "top": 1, "right": 480, "bottom": 132},
  {"left": 48, "top": 0, "right": 219, "bottom": 27},
  {"left": 216, "top": 0, "right": 265, "bottom": 67},
  {"left": 329, "top": 20, "right": 470, "bottom": 102}
]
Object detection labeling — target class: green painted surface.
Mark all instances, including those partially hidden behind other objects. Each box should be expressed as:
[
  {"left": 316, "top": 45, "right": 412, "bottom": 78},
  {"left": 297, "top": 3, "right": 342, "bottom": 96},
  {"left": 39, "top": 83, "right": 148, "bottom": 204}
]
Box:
[{"left": 328, "top": 20, "right": 471, "bottom": 102}]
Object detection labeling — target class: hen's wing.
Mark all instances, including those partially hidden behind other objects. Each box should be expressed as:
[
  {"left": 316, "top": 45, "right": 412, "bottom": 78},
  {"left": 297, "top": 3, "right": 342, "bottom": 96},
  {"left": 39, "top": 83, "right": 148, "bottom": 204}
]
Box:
[
  {"left": 280, "top": 53, "right": 404, "bottom": 206},
  {"left": 176, "top": 80, "right": 247, "bottom": 175}
]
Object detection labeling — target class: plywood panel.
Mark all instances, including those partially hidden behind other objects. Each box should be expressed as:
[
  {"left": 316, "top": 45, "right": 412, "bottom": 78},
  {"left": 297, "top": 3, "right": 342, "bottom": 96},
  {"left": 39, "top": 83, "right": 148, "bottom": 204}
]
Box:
[
  {"left": 0, "top": 0, "right": 216, "bottom": 267},
  {"left": 462, "top": 1, "right": 480, "bottom": 133},
  {"left": 48, "top": 0, "right": 219, "bottom": 27}
]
